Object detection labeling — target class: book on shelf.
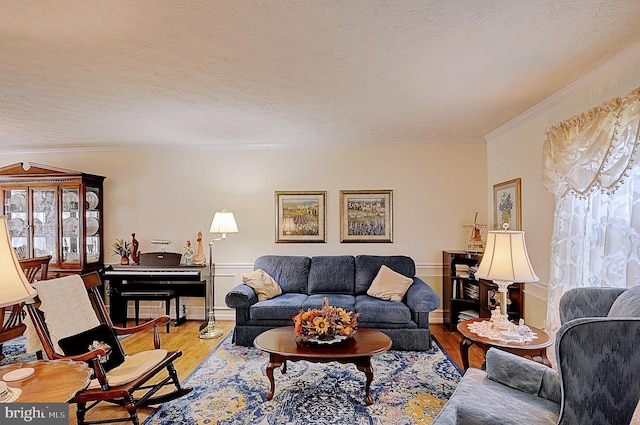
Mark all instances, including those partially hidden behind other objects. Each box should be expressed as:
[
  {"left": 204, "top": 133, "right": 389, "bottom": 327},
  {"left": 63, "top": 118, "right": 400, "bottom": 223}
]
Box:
[{"left": 458, "top": 309, "right": 479, "bottom": 321}]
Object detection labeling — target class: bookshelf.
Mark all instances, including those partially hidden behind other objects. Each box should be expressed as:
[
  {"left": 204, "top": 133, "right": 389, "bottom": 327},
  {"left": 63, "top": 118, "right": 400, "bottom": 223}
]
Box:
[{"left": 442, "top": 250, "right": 524, "bottom": 331}]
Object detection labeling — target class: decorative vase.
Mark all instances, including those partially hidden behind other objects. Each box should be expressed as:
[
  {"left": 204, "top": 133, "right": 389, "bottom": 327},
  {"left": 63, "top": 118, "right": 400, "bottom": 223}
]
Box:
[{"left": 120, "top": 255, "right": 129, "bottom": 265}]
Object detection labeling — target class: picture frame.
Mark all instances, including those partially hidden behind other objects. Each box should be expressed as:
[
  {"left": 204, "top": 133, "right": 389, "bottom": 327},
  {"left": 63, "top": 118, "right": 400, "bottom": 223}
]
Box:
[
  {"left": 275, "top": 191, "right": 326, "bottom": 243},
  {"left": 339, "top": 190, "right": 393, "bottom": 243},
  {"left": 493, "top": 178, "right": 521, "bottom": 230}
]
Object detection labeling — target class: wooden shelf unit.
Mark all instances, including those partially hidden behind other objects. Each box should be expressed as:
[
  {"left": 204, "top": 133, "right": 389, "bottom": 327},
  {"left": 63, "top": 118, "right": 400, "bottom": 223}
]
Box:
[{"left": 442, "top": 250, "right": 524, "bottom": 331}]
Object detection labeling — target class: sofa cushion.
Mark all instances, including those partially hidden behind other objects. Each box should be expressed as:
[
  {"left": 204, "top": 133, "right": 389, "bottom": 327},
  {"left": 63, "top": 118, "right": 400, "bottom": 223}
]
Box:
[
  {"left": 355, "top": 294, "right": 412, "bottom": 324},
  {"left": 355, "top": 255, "right": 416, "bottom": 295},
  {"left": 308, "top": 256, "right": 355, "bottom": 294},
  {"left": 608, "top": 285, "right": 640, "bottom": 317},
  {"left": 254, "top": 255, "right": 311, "bottom": 294},
  {"left": 301, "top": 294, "right": 356, "bottom": 312},
  {"left": 367, "top": 265, "right": 413, "bottom": 302},
  {"left": 241, "top": 269, "right": 282, "bottom": 301},
  {"left": 250, "top": 293, "right": 309, "bottom": 321}
]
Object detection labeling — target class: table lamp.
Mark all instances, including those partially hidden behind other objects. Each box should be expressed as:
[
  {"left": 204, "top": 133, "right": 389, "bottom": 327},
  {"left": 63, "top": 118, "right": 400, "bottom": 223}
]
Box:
[
  {"left": 0, "top": 216, "right": 38, "bottom": 383},
  {"left": 199, "top": 210, "right": 238, "bottom": 339},
  {"left": 475, "top": 223, "right": 538, "bottom": 328}
]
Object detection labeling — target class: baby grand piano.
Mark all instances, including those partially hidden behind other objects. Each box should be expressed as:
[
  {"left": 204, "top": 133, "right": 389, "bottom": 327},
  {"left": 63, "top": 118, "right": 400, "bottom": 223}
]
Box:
[{"left": 101, "top": 252, "right": 206, "bottom": 327}]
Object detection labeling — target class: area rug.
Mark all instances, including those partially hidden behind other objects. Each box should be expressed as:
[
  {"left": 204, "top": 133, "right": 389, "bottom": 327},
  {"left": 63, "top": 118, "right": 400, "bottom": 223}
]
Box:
[{"left": 144, "top": 334, "right": 461, "bottom": 425}]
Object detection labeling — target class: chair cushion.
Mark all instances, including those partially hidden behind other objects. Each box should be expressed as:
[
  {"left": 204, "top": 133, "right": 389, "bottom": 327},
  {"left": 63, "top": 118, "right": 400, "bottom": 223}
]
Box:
[
  {"left": 88, "top": 349, "right": 168, "bottom": 389},
  {"left": 608, "top": 285, "right": 640, "bottom": 317},
  {"left": 367, "top": 265, "right": 413, "bottom": 302},
  {"left": 59, "top": 324, "right": 126, "bottom": 372},
  {"left": 241, "top": 269, "right": 282, "bottom": 301}
]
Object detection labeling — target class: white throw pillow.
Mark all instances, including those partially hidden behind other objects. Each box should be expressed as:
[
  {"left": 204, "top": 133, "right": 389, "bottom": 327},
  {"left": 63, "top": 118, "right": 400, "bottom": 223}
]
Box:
[
  {"left": 241, "top": 269, "right": 283, "bottom": 301},
  {"left": 367, "top": 265, "right": 413, "bottom": 302}
]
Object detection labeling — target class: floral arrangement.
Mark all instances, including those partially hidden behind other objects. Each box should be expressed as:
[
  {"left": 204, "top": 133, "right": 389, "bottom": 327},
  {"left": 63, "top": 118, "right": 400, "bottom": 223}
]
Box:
[
  {"left": 112, "top": 239, "right": 131, "bottom": 257},
  {"left": 292, "top": 297, "right": 359, "bottom": 342}
]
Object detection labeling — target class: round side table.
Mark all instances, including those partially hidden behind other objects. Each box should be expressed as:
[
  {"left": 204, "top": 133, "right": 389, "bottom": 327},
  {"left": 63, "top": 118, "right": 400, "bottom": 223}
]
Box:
[{"left": 457, "top": 318, "right": 552, "bottom": 371}]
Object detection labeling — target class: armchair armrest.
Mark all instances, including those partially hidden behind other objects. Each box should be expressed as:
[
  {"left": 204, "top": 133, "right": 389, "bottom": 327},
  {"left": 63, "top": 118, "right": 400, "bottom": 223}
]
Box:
[
  {"left": 225, "top": 284, "right": 259, "bottom": 309},
  {"left": 113, "top": 315, "right": 170, "bottom": 335},
  {"left": 113, "top": 315, "right": 170, "bottom": 349},
  {"left": 486, "top": 348, "right": 560, "bottom": 403}
]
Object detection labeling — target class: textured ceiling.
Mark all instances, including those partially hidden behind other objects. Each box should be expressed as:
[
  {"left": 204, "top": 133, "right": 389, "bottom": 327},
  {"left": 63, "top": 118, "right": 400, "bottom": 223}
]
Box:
[{"left": 1, "top": 1, "right": 640, "bottom": 153}]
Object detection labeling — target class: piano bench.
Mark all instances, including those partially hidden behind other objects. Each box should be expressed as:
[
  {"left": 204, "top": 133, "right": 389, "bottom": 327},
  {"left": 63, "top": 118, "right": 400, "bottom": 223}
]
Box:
[{"left": 119, "top": 290, "right": 179, "bottom": 333}]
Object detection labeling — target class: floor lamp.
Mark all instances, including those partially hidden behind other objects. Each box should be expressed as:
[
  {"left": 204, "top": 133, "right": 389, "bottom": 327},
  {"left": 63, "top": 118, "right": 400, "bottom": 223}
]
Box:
[
  {"left": 199, "top": 210, "right": 238, "bottom": 339},
  {"left": 0, "top": 216, "right": 38, "bottom": 382},
  {"left": 475, "top": 223, "right": 538, "bottom": 329}
]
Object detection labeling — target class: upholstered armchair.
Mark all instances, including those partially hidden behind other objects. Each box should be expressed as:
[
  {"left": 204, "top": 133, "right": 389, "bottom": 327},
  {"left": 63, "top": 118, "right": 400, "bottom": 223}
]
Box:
[{"left": 433, "top": 286, "right": 640, "bottom": 425}]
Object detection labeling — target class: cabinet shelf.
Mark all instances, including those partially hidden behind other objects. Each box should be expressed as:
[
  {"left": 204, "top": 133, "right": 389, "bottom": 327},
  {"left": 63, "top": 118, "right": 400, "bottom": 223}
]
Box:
[{"left": 443, "top": 250, "right": 524, "bottom": 331}]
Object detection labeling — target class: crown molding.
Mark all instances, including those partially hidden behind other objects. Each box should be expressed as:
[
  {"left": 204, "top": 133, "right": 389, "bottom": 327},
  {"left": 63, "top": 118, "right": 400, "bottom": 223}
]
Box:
[{"left": 486, "top": 40, "right": 640, "bottom": 142}]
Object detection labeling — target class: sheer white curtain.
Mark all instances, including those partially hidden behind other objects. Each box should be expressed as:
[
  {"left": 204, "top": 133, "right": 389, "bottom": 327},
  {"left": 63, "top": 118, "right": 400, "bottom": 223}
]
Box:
[{"left": 542, "top": 87, "right": 640, "bottom": 335}]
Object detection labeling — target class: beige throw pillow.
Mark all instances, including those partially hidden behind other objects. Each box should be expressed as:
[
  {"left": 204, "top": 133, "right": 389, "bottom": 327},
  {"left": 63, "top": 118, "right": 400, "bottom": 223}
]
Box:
[
  {"left": 242, "top": 269, "right": 283, "bottom": 301},
  {"left": 367, "top": 265, "right": 413, "bottom": 302}
]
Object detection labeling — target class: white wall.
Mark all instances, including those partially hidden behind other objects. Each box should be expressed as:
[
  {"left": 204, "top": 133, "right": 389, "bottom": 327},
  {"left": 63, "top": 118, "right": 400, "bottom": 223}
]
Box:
[
  {"left": 1, "top": 142, "right": 487, "bottom": 320},
  {"left": 486, "top": 41, "right": 640, "bottom": 328}
]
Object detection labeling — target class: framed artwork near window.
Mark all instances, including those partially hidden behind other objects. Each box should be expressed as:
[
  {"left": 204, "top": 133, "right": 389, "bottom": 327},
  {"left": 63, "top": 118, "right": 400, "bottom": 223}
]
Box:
[
  {"left": 493, "top": 178, "right": 521, "bottom": 230},
  {"left": 275, "top": 191, "right": 326, "bottom": 243},
  {"left": 339, "top": 190, "right": 393, "bottom": 243}
]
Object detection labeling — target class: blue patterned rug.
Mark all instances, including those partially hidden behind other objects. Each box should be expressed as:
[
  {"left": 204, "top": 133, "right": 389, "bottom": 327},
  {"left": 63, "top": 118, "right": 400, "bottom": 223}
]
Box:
[{"left": 144, "top": 334, "right": 461, "bottom": 425}]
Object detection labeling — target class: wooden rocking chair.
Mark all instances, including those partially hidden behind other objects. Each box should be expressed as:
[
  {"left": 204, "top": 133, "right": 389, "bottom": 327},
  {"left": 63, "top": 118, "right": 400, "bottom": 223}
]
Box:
[{"left": 25, "top": 271, "right": 192, "bottom": 425}]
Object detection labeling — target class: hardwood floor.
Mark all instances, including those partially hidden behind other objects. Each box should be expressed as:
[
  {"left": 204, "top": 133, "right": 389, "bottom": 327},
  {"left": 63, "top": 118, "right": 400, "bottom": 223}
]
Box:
[{"left": 68, "top": 321, "right": 482, "bottom": 425}]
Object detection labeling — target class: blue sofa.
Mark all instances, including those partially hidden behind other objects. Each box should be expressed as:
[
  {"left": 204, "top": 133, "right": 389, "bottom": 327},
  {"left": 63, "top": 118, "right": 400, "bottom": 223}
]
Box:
[{"left": 224, "top": 255, "right": 441, "bottom": 351}]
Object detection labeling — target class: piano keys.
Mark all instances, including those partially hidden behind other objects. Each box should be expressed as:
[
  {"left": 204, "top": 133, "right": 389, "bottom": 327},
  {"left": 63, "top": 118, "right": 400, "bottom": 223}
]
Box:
[{"left": 102, "top": 265, "right": 206, "bottom": 326}]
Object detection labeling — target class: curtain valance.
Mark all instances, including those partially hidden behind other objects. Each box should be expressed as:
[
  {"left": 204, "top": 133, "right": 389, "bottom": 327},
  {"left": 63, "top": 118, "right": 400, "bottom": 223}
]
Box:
[{"left": 542, "top": 87, "right": 640, "bottom": 198}]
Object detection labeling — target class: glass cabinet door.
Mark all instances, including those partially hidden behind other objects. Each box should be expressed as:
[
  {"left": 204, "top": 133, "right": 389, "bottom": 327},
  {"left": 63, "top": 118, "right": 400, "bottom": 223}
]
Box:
[
  {"left": 32, "top": 188, "right": 57, "bottom": 261},
  {"left": 61, "top": 187, "right": 80, "bottom": 264},
  {"left": 4, "top": 189, "right": 28, "bottom": 258},
  {"left": 85, "top": 186, "right": 101, "bottom": 263}
]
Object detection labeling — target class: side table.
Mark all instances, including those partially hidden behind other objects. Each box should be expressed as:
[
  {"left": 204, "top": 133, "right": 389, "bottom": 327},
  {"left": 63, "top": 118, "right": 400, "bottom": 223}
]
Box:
[
  {"left": 1, "top": 360, "right": 92, "bottom": 403},
  {"left": 457, "top": 318, "right": 552, "bottom": 371}
]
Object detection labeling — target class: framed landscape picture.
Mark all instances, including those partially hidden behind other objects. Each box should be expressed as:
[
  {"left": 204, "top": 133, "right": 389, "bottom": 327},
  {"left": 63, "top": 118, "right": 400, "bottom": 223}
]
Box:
[
  {"left": 493, "top": 178, "right": 521, "bottom": 230},
  {"left": 340, "top": 190, "right": 393, "bottom": 243},
  {"left": 275, "top": 191, "right": 326, "bottom": 243}
]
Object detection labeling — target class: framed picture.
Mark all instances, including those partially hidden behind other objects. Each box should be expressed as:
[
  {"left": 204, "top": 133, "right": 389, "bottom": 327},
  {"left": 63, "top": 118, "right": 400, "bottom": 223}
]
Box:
[
  {"left": 493, "top": 178, "right": 521, "bottom": 230},
  {"left": 275, "top": 191, "right": 326, "bottom": 243},
  {"left": 340, "top": 190, "right": 393, "bottom": 243}
]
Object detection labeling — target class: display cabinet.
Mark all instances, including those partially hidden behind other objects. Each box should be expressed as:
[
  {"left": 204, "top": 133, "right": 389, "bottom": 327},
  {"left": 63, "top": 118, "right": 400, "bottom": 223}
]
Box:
[
  {"left": 442, "top": 250, "right": 523, "bottom": 331},
  {"left": 0, "top": 162, "right": 105, "bottom": 277}
]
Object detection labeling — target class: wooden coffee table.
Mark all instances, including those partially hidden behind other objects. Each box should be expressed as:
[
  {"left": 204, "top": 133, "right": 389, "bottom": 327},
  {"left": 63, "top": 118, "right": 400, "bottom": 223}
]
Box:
[
  {"left": 457, "top": 318, "right": 552, "bottom": 370},
  {"left": 254, "top": 326, "right": 392, "bottom": 405}
]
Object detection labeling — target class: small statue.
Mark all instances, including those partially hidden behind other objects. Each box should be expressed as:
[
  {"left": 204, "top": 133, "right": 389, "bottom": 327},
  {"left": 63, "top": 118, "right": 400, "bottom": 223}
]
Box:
[
  {"left": 184, "top": 240, "right": 194, "bottom": 266},
  {"left": 131, "top": 233, "right": 141, "bottom": 265},
  {"left": 193, "top": 231, "right": 206, "bottom": 266}
]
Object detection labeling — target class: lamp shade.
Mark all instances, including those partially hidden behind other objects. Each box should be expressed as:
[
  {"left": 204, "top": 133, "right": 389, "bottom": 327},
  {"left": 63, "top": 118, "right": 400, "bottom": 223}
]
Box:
[
  {"left": 0, "top": 216, "right": 37, "bottom": 308},
  {"left": 476, "top": 229, "right": 539, "bottom": 283},
  {"left": 209, "top": 210, "right": 239, "bottom": 235}
]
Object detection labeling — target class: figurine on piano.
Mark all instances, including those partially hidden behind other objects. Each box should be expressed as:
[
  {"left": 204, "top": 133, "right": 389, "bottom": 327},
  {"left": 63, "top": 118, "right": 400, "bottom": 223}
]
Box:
[
  {"left": 193, "top": 231, "right": 207, "bottom": 266},
  {"left": 131, "top": 233, "right": 141, "bottom": 265},
  {"left": 184, "top": 240, "right": 194, "bottom": 266}
]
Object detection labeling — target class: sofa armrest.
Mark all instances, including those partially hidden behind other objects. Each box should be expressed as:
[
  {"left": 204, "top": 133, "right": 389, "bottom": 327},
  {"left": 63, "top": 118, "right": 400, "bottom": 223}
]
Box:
[
  {"left": 485, "top": 348, "right": 560, "bottom": 403},
  {"left": 405, "top": 278, "right": 440, "bottom": 312},
  {"left": 224, "top": 284, "right": 259, "bottom": 309}
]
